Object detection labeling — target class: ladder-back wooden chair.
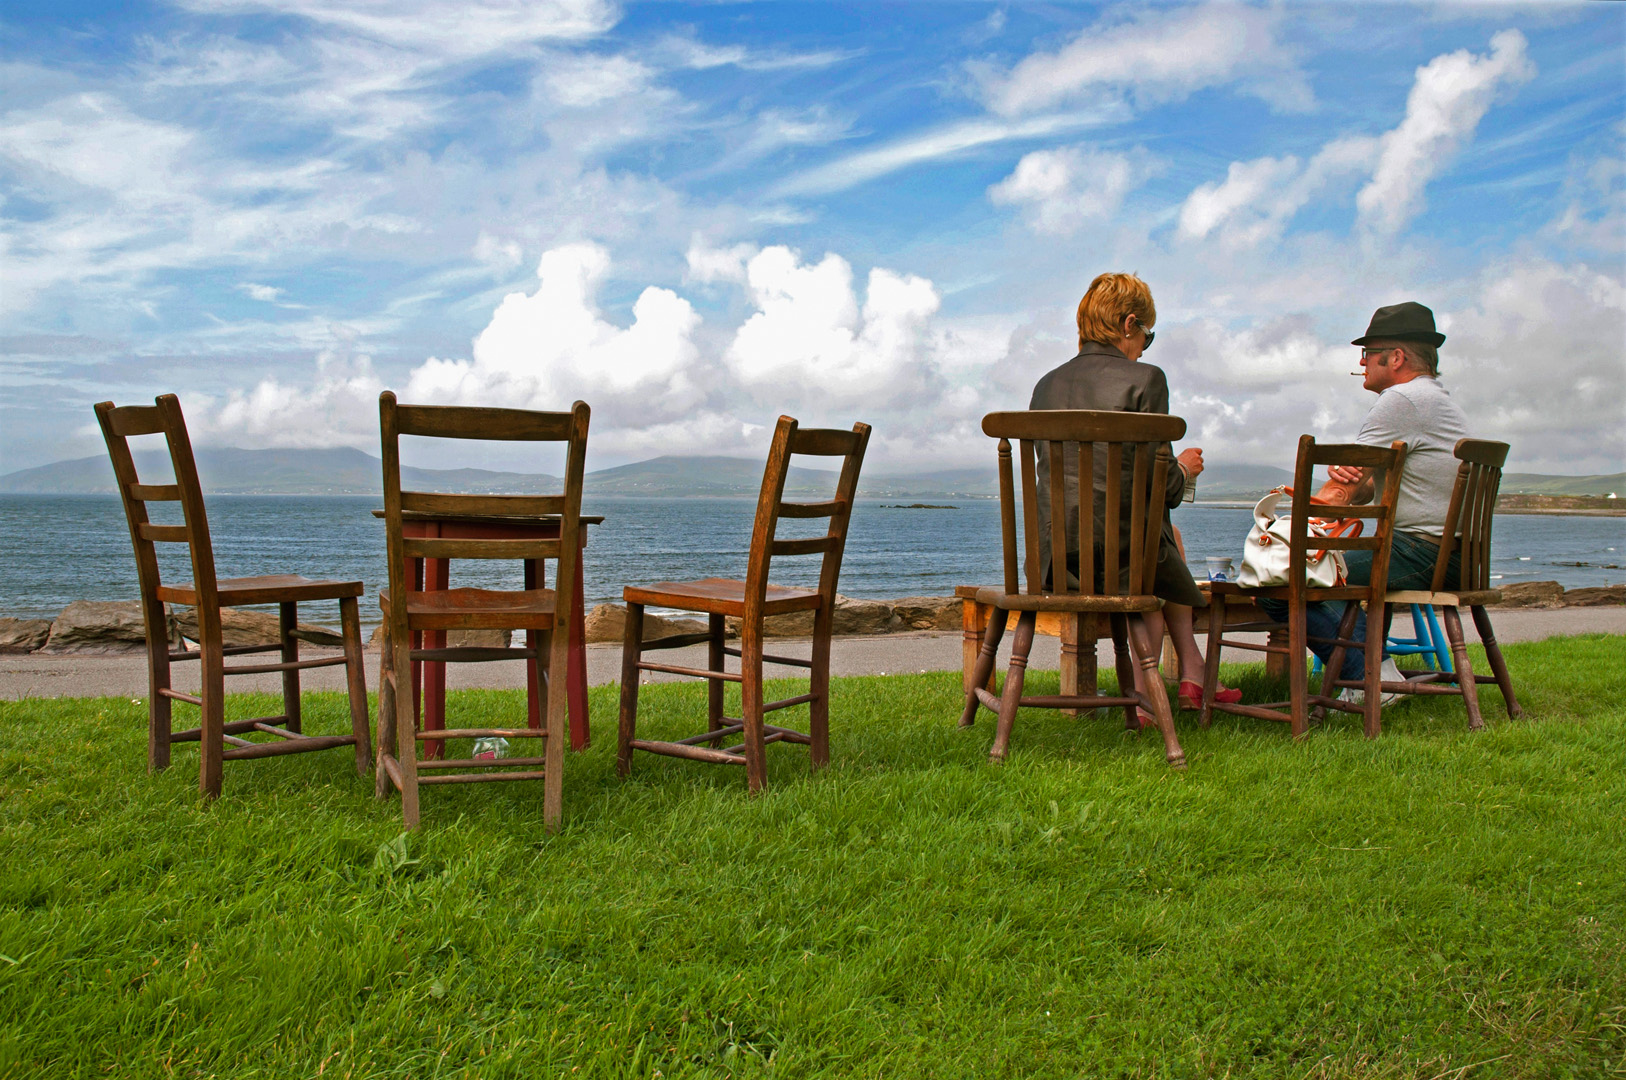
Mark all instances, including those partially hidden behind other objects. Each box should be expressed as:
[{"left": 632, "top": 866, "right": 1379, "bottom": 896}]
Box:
[
  {"left": 959, "top": 410, "right": 1187, "bottom": 767},
  {"left": 617, "top": 415, "right": 870, "bottom": 793},
  {"left": 1199, "top": 436, "right": 1405, "bottom": 739},
  {"left": 94, "top": 395, "right": 371, "bottom": 798},
  {"left": 375, "top": 392, "right": 589, "bottom": 832},
  {"left": 1328, "top": 438, "right": 1522, "bottom": 730}
]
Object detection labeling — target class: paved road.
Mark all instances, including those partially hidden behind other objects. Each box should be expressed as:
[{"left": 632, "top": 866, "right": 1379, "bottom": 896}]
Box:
[{"left": 2, "top": 607, "right": 1621, "bottom": 701}]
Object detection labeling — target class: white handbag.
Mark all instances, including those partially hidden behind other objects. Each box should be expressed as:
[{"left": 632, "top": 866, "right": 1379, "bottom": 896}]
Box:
[{"left": 1237, "top": 488, "right": 1361, "bottom": 589}]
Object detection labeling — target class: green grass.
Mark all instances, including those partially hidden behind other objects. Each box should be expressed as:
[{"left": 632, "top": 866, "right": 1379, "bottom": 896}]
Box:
[{"left": 2, "top": 636, "right": 1625, "bottom": 1078}]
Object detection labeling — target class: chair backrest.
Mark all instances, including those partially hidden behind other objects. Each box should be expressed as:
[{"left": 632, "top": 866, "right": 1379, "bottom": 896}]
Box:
[
  {"left": 1431, "top": 439, "right": 1509, "bottom": 593},
  {"left": 378, "top": 393, "right": 591, "bottom": 620},
  {"left": 982, "top": 410, "right": 1185, "bottom": 598},
  {"left": 1288, "top": 435, "right": 1407, "bottom": 596},
  {"left": 741, "top": 415, "right": 872, "bottom": 625},
  {"left": 94, "top": 394, "right": 221, "bottom": 638}
]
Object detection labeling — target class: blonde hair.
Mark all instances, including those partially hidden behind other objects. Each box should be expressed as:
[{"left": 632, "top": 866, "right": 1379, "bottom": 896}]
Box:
[{"left": 1076, "top": 272, "right": 1156, "bottom": 350}]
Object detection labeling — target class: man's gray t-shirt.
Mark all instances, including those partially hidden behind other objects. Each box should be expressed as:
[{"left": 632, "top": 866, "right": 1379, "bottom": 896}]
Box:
[{"left": 1356, "top": 377, "right": 1469, "bottom": 536}]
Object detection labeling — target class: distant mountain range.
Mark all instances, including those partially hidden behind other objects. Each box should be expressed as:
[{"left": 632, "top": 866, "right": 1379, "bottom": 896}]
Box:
[{"left": 0, "top": 447, "right": 1618, "bottom": 501}]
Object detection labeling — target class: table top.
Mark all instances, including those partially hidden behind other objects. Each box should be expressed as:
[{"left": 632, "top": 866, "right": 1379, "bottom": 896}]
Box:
[{"left": 371, "top": 509, "right": 605, "bottom": 526}]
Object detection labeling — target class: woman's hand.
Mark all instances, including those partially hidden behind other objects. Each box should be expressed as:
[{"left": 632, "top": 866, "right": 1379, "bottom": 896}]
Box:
[{"left": 1177, "top": 447, "right": 1204, "bottom": 481}]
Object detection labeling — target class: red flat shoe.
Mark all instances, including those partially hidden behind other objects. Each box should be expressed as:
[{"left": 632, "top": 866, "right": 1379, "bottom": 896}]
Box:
[{"left": 1178, "top": 679, "right": 1241, "bottom": 711}]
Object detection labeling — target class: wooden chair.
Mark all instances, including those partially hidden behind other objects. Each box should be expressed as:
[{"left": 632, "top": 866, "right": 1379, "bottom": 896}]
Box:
[
  {"left": 94, "top": 395, "right": 371, "bottom": 798},
  {"left": 1199, "top": 436, "right": 1405, "bottom": 739},
  {"left": 1327, "top": 438, "right": 1523, "bottom": 730},
  {"left": 617, "top": 415, "right": 870, "bottom": 792},
  {"left": 374, "top": 392, "right": 589, "bottom": 831},
  {"left": 959, "top": 410, "right": 1187, "bottom": 767}
]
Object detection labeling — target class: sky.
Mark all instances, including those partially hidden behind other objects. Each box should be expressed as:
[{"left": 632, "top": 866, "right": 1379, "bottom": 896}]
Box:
[{"left": 2, "top": 0, "right": 1622, "bottom": 478}]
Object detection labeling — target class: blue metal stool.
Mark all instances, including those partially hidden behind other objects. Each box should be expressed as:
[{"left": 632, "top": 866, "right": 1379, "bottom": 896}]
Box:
[{"left": 1312, "top": 603, "right": 1452, "bottom": 676}]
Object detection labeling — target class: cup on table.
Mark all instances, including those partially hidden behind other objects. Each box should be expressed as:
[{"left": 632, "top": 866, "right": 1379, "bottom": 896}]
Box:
[{"left": 1206, "top": 556, "right": 1234, "bottom": 582}]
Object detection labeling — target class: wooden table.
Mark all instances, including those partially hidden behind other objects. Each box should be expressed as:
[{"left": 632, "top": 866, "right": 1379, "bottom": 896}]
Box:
[
  {"left": 956, "top": 583, "right": 1289, "bottom": 701},
  {"left": 377, "top": 511, "right": 602, "bottom": 753}
]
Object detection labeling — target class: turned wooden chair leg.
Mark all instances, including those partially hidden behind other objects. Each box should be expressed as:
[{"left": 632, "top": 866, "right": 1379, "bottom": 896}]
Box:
[
  {"left": 542, "top": 627, "right": 567, "bottom": 833},
  {"left": 280, "top": 602, "right": 302, "bottom": 734},
  {"left": 146, "top": 605, "right": 173, "bottom": 773},
  {"left": 392, "top": 634, "right": 420, "bottom": 829},
  {"left": 809, "top": 606, "right": 833, "bottom": 770},
  {"left": 1361, "top": 602, "right": 1386, "bottom": 740},
  {"left": 616, "top": 603, "right": 645, "bottom": 777},
  {"left": 1470, "top": 605, "right": 1522, "bottom": 718},
  {"left": 339, "top": 596, "right": 371, "bottom": 776},
  {"left": 707, "top": 614, "right": 727, "bottom": 740},
  {"left": 959, "top": 608, "right": 1007, "bottom": 727},
  {"left": 1316, "top": 602, "right": 1362, "bottom": 723},
  {"left": 1110, "top": 614, "right": 1140, "bottom": 732},
  {"left": 1060, "top": 613, "right": 1081, "bottom": 717},
  {"left": 1127, "top": 614, "right": 1185, "bottom": 767},
  {"left": 1288, "top": 599, "right": 1310, "bottom": 739},
  {"left": 989, "top": 611, "right": 1035, "bottom": 763},
  {"left": 375, "top": 625, "right": 396, "bottom": 799},
  {"left": 740, "top": 627, "right": 768, "bottom": 793},
  {"left": 1441, "top": 606, "right": 1484, "bottom": 732},
  {"left": 1199, "top": 595, "right": 1225, "bottom": 729}
]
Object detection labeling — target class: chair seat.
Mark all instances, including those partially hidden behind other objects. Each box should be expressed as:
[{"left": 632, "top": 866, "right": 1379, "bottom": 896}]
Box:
[
  {"left": 974, "top": 587, "right": 1160, "bottom": 613},
  {"left": 1385, "top": 588, "right": 1502, "bottom": 607},
  {"left": 381, "top": 587, "right": 557, "bottom": 631},
  {"left": 623, "top": 577, "right": 822, "bottom": 617},
  {"left": 158, "top": 574, "right": 364, "bottom": 607}
]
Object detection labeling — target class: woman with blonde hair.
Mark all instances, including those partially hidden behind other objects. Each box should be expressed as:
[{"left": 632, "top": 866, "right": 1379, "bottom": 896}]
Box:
[{"left": 1028, "top": 272, "right": 1241, "bottom": 709}]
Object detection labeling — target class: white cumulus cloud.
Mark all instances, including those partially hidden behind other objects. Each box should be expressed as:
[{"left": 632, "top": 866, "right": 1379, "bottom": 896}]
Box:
[{"left": 988, "top": 146, "right": 1148, "bottom": 235}]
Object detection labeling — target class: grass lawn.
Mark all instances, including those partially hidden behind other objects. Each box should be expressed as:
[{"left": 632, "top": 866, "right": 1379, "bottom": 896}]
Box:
[{"left": 2, "top": 635, "right": 1624, "bottom": 1078}]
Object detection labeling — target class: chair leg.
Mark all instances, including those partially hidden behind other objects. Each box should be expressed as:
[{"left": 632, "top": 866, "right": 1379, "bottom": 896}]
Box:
[
  {"left": 279, "top": 602, "right": 302, "bottom": 734},
  {"left": 339, "top": 597, "right": 371, "bottom": 776},
  {"left": 740, "top": 624, "right": 768, "bottom": 792},
  {"left": 989, "top": 611, "right": 1035, "bottom": 763},
  {"left": 375, "top": 625, "right": 396, "bottom": 800},
  {"left": 1110, "top": 614, "right": 1140, "bottom": 732},
  {"left": 1199, "top": 595, "right": 1224, "bottom": 729},
  {"left": 1288, "top": 598, "right": 1309, "bottom": 739},
  {"left": 392, "top": 634, "right": 420, "bottom": 828},
  {"left": 1362, "top": 602, "right": 1385, "bottom": 740},
  {"left": 1059, "top": 613, "right": 1080, "bottom": 717},
  {"left": 1127, "top": 615, "right": 1185, "bottom": 767},
  {"left": 199, "top": 627, "right": 225, "bottom": 800},
  {"left": 1470, "top": 605, "right": 1522, "bottom": 718},
  {"left": 1440, "top": 606, "right": 1484, "bottom": 732},
  {"left": 959, "top": 607, "right": 1007, "bottom": 727},
  {"left": 543, "top": 626, "right": 567, "bottom": 833},
  {"left": 616, "top": 603, "right": 645, "bottom": 777},
  {"left": 808, "top": 606, "right": 833, "bottom": 770},
  {"left": 707, "top": 614, "right": 727, "bottom": 741},
  {"left": 1317, "top": 602, "right": 1361, "bottom": 723},
  {"left": 145, "top": 603, "right": 173, "bottom": 772}
]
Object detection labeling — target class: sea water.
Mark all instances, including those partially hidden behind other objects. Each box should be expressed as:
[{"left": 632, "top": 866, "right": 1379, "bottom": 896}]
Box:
[{"left": 1, "top": 494, "right": 1620, "bottom": 626}]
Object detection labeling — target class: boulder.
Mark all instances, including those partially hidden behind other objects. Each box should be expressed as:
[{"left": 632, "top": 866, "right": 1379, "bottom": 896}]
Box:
[
  {"left": 1561, "top": 585, "right": 1626, "bottom": 608},
  {"left": 171, "top": 606, "right": 346, "bottom": 648},
  {"left": 1497, "top": 581, "right": 1565, "bottom": 609},
  {"left": 584, "top": 603, "right": 709, "bottom": 644},
  {"left": 0, "top": 618, "right": 52, "bottom": 654},
  {"left": 727, "top": 595, "right": 901, "bottom": 638},
  {"left": 365, "top": 626, "right": 513, "bottom": 648},
  {"left": 890, "top": 596, "right": 961, "bottom": 631},
  {"left": 39, "top": 601, "right": 182, "bottom": 655}
]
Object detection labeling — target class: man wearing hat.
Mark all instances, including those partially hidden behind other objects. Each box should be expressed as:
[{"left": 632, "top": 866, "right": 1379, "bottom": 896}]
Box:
[{"left": 1265, "top": 301, "right": 1469, "bottom": 695}]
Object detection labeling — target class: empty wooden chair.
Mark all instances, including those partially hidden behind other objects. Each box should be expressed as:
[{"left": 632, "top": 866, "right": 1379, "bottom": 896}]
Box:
[
  {"left": 960, "top": 410, "right": 1187, "bottom": 766},
  {"left": 374, "top": 393, "right": 589, "bottom": 832},
  {"left": 94, "top": 395, "right": 371, "bottom": 798},
  {"left": 1200, "top": 435, "right": 1405, "bottom": 738},
  {"left": 1330, "top": 438, "right": 1523, "bottom": 729},
  {"left": 617, "top": 415, "right": 870, "bottom": 792}
]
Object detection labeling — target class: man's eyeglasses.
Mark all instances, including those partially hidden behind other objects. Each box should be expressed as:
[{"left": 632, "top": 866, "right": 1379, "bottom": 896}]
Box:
[{"left": 1361, "top": 346, "right": 1395, "bottom": 358}]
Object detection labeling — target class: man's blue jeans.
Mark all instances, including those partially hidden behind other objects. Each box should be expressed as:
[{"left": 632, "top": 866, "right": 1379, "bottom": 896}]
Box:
[{"left": 1257, "top": 531, "right": 1458, "bottom": 681}]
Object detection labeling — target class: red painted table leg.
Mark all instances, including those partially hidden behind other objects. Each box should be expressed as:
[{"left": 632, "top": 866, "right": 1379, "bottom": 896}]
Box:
[
  {"left": 568, "top": 533, "right": 589, "bottom": 750},
  {"left": 524, "top": 559, "right": 543, "bottom": 733},
  {"left": 422, "top": 551, "right": 448, "bottom": 759}
]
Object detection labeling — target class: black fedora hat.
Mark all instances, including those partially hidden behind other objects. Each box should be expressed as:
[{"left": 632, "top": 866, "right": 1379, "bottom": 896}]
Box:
[{"left": 1351, "top": 301, "right": 1446, "bottom": 348}]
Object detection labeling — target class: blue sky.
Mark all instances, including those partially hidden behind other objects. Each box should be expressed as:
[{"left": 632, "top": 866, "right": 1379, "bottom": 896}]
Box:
[{"left": 2, "top": 0, "right": 1621, "bottom": 476}]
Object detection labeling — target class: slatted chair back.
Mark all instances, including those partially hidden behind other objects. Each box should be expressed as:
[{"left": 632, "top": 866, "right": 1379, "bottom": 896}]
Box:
[
  {"left": 1285, "top": 435, "right": 1406, "bottom": 599},
  {"left": 95, "top": 394, "right": 222, "bottom": 642},
  {"left": 1430, "top": 439, "right": 1508, "bottom": 594},
  {"left": 378, "top": 393, "right": 591, "bottom": 631},
  {"left": 740, "top": 415, "right": 872, "bottom": 632},
  {"left": 981, "top": 410, "right": 1185, "bottom": 601}
]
